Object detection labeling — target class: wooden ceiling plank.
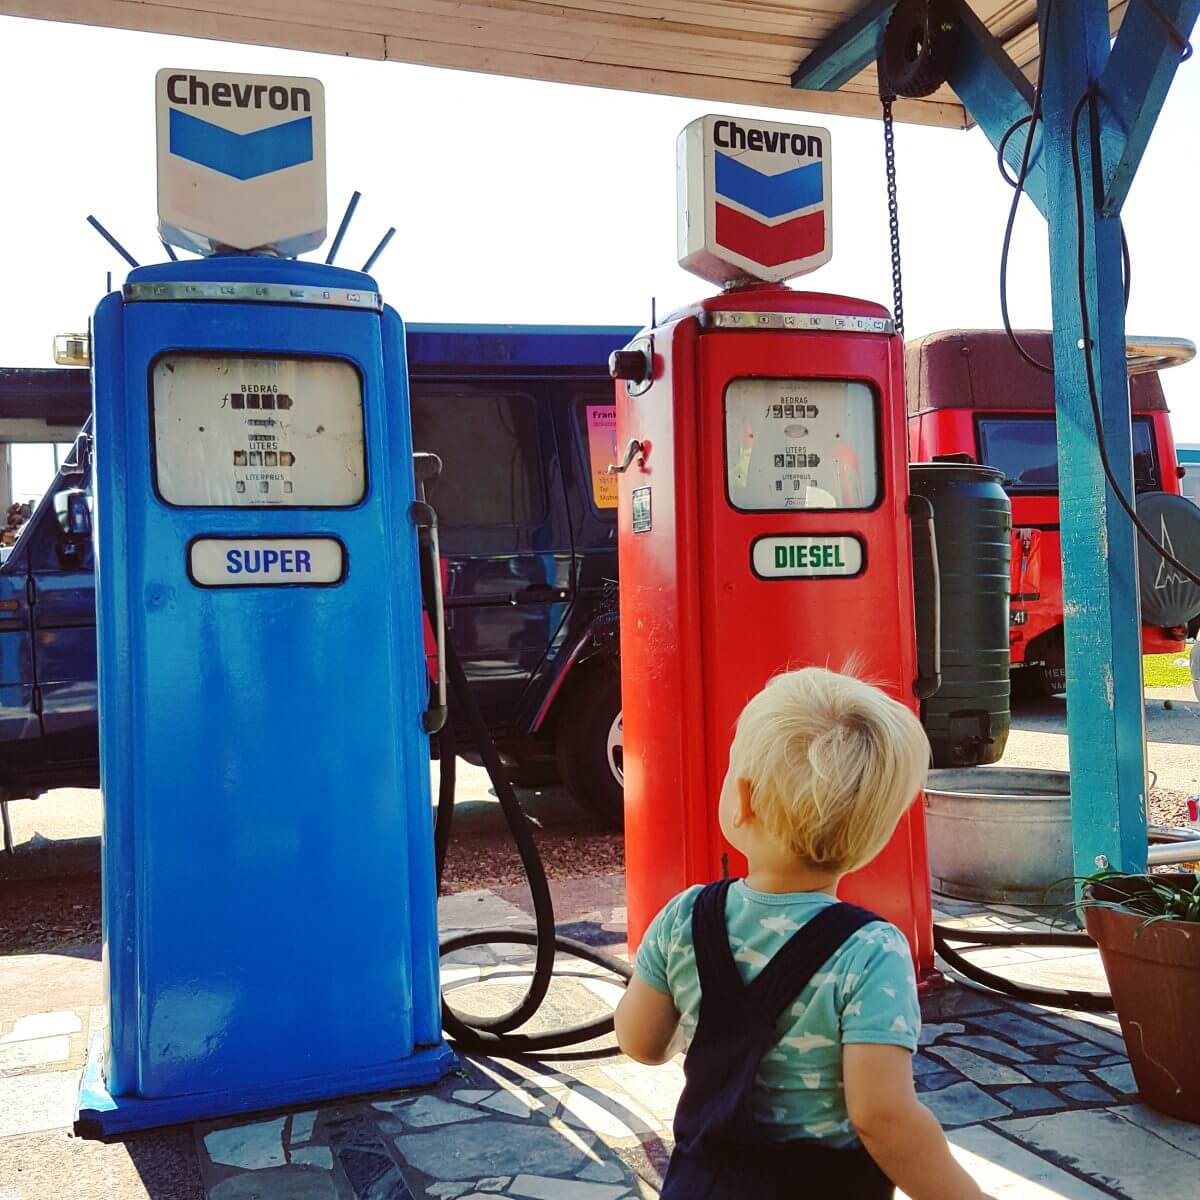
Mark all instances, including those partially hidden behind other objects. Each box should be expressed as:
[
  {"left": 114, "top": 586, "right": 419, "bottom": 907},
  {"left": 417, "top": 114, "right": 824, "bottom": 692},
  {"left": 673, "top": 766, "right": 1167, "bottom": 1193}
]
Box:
[
  {"left": 381, "top": 32, "right": 967, "bottom": 125},
  {"left": 3, "top": 0, "right": 386, "bottom": 57}
]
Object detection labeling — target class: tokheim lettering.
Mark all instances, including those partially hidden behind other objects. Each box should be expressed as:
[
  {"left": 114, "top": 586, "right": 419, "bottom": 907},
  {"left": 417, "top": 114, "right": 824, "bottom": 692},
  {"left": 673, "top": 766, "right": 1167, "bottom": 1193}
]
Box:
[
  {"left": 713, "top": 119, "right": 823, "bottom": 158},
  {"left": 166, "top": 73, "right": 312, "bottom": 113}
]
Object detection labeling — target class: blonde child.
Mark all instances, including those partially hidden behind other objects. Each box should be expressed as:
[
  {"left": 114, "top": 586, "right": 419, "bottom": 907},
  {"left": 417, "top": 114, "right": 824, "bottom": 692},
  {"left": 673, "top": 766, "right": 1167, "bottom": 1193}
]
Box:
[{"left": 614, "top": 668, "right": 991, "bottom": 1200}]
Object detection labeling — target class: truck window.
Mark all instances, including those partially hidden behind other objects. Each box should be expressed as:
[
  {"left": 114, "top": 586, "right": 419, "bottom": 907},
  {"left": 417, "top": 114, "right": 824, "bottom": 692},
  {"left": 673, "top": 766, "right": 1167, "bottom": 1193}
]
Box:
[
  {"left": 410, "top": 383, "right": 546, "bottom": 528},
  {"left": 977, "top": 415, "right": 1159, "bottom": 492}
]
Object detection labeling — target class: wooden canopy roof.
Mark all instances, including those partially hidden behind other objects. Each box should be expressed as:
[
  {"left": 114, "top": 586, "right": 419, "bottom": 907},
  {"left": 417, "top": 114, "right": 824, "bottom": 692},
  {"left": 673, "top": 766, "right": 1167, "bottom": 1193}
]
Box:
[{"left": 4, "top": 2, "right": 1131, "bottom": 129}]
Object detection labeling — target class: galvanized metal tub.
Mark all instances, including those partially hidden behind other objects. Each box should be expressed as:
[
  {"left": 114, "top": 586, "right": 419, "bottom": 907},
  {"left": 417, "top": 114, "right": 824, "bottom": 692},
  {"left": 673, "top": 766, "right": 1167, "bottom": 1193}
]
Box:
[{"left": 925, "top": 766, "right": 1072, "bottom": 906}]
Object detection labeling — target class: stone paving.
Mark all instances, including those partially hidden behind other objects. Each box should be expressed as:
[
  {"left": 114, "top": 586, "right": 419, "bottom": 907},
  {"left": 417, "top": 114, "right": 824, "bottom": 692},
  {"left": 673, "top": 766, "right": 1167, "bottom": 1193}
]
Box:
[{"left": 4, "top": 879, "right": 1200, "bottom": 1198}]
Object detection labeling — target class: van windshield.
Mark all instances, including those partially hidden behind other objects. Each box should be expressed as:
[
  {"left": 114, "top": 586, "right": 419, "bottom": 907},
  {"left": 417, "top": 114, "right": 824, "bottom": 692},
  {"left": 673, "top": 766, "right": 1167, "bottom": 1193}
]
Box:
[{"left": 976, "top": 415, "right": 1159, "bottom": 493}]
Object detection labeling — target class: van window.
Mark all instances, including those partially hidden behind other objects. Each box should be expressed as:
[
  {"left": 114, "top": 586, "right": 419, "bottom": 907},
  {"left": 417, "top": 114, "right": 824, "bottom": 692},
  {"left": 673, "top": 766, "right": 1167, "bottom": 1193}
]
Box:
[
  {"left": 977, "top": 415, "right": 1159, "bottom": 492},
  {"left": 410, "top": 384, "right": 546, "bottom": 527}
]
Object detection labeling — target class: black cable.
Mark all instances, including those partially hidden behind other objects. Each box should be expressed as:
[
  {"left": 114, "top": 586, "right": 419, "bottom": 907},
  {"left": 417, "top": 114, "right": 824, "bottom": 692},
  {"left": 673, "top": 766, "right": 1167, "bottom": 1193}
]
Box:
[
  {"left": 998, "top": 0, "right": 1054, "bottom": 373},
  {"left": 420, "top": 564, "right": 632, "bottom": 1054},
  {"left": 1070, "top": 87, "right": 1200, "bottom": 588},
  {"left": 934, "top": 927, "right": 1113, "bottom": 1011},
  {"left": 1144, "top": 0, "right": 1194, "bottom": 61}
]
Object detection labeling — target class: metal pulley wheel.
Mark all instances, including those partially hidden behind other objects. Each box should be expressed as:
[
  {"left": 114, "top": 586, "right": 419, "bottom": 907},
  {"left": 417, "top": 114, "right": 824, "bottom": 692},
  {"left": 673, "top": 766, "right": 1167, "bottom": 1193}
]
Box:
[{"left": 879, "top": 0, "right": 962, "bottom": 99}]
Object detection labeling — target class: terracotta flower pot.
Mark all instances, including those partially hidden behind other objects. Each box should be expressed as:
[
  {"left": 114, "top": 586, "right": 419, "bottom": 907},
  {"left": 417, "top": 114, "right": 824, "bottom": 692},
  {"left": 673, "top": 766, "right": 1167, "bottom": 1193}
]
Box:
[{"left": 1084, "top": 874, "right": 1200, "bottom": 1124}]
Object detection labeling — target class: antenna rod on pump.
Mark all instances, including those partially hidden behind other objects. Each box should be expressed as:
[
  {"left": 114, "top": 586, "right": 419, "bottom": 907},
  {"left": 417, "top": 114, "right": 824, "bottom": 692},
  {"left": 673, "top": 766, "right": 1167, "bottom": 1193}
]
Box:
[
  {"left": 325, "top": 191, "right": 362, "bottom": 265},
  {"left": 86, "top": 216, "right": 140, "bottom": 269},
  {"left": 161, "top": 240, "right": 178, "bottom": 262},
  {"left": 361, "top": 227, "right": 396, "bottom": 273}
]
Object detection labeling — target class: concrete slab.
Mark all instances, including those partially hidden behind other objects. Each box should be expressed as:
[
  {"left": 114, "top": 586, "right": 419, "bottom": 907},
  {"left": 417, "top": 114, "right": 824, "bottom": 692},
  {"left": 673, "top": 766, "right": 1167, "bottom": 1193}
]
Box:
[
  {"left": 0, "top": 948, "right": 101, "bottom": 1022},
  {"left": 0, "top": 1069, "right": 81, "bottom": 1137},
  {"left": 0, "top": 1126, "right": 204, "bottom": 1200},
  {"left": 998, "top": 1107, "right": 1200, "bottom": 1198},
  {"left": 1003, "top": 695, "right": 1200, "bottom": 793}
]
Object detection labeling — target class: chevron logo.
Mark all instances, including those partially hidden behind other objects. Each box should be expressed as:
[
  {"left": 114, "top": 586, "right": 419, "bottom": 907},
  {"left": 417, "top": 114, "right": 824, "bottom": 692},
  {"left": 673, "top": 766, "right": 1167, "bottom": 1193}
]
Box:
[
  {"left": 168, "top": 108, "right": 314, "bottom": 181},
  {"left": 714, "top": 150, "right": 826, "bottom": 267}
]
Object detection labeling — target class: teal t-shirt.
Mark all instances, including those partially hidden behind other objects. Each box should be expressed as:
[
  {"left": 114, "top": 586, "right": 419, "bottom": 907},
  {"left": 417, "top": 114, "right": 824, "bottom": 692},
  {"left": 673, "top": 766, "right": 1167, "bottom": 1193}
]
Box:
[{"left": 635, "top": 882, "right": 920, "bottom": 1146}]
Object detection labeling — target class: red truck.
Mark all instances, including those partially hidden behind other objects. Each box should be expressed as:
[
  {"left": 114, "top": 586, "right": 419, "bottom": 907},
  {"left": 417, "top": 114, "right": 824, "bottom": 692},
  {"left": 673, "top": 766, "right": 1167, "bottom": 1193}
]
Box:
[{"left": 906, "top": 329, "right": 1200, "bottom": 697}]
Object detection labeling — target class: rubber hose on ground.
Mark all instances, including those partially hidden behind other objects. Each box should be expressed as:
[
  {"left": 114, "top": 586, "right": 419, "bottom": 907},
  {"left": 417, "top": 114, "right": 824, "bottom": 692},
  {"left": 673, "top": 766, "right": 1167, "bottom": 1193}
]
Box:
[
  {"left": 933, "top": 923, "right": 1113, "bottom": 1012},
  {"left": 434, "top": 633, "right": 631, "bottom": 1055}
]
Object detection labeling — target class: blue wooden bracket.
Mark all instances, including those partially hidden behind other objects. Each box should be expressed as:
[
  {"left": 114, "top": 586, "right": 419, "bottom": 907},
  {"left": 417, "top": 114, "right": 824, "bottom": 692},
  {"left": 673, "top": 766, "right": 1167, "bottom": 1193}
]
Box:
[
  {"left": 1098, "top": 0, "right": 1200, "bottom": 215},
  {"left": 948, "top": 0, "right": 1047, "bottom": 217},
  {"left": 790, "top": 0, "right": 892, "bottom": 91}
]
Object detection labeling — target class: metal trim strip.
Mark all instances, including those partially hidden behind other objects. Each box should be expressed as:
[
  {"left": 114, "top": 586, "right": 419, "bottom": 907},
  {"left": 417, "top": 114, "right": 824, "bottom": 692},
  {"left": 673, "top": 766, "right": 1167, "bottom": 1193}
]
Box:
[
  {"left": 699, "top": 311, "right": 894, "bottom": 334},
  {"left": 123, "top": 281, "right": 383, "bottom": 311}
]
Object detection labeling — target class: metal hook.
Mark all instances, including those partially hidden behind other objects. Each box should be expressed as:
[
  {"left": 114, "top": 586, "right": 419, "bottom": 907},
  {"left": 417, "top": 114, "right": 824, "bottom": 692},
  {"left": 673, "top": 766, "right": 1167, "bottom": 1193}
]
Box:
[{"left": 608, "top": 439, "right": 647, "bottom": 475}]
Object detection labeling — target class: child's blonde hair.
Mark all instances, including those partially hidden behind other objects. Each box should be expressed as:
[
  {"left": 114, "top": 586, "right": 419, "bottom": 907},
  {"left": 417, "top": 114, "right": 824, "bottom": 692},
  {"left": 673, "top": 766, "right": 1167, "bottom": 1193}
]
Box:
[{"left": 728, "top": 667, "right": 929, "bottom": 873}]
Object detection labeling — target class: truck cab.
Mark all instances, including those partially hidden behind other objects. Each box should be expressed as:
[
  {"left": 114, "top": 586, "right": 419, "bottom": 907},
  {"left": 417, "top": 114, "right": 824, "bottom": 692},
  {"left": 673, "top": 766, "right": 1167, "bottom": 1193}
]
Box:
[{"left": 907, "top": 329, "right": 1197, "bottom": 695}]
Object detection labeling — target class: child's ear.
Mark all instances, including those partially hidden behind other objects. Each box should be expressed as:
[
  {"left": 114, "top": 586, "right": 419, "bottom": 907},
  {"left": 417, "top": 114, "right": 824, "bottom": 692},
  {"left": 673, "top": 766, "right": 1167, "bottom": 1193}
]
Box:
[{"left": 735, "top": 778, "right": 755, "bottom": 826}]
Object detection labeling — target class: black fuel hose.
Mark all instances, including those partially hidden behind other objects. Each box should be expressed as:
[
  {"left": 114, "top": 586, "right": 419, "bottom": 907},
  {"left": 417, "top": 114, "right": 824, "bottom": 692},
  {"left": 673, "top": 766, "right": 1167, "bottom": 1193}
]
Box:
[
  {"left": 431, "top": 621, "right": 632, "bottom": 1056},
  {"left": 932, "top": 923, "right": 1114, "bottom": 1012}
]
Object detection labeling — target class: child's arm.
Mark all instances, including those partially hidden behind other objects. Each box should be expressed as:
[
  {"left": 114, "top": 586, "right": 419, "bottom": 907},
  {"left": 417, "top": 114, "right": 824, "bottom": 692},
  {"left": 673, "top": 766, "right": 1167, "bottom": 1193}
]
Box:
[
  {"left": 614, "top": 976, "right": 683, "bottom": 1065},
  {"left": 844, "top": 1045, "right": 991, "bottom": 1200}
]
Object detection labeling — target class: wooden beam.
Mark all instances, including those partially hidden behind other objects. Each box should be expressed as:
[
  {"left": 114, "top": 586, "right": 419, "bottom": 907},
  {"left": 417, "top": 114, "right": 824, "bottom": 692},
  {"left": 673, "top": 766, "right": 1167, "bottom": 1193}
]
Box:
[
  {"left": 790, "top": 0, "right": 893, "bottom": 92},
  {"left": 1041, "top": 0, "right": 1149, "bottom": 875},
  {"left": 948, "top": 0, "right": 1047, "bottom": 216},
  {"left": 1098, "top": 0, "right": 1200, "bottom": 215}
]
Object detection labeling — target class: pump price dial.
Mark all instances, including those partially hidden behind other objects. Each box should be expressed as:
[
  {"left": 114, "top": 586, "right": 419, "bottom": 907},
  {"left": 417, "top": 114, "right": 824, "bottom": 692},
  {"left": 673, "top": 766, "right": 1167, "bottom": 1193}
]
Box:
[
  {"left": 152, "top": 354, "right": 365, "bottom": 508},
  {"left": 725, "top": 377, "right": 877, "bottom": 512}
]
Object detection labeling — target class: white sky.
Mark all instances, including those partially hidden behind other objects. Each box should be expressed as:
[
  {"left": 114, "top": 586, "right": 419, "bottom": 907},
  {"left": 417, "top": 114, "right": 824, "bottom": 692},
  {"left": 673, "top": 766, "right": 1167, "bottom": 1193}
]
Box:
[{"left": 2, "top": 13, "right": 1198, "bottom": 443}]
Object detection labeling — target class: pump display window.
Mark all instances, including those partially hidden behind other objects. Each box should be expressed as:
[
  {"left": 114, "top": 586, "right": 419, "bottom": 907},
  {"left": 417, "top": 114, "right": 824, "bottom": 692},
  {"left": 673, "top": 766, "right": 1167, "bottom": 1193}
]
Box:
[
  {"left": 724, "top": 377, "right": 879, "bottom": 511},
  {"left": 150, "top": 353, "right": 366, "bottom": 508}
]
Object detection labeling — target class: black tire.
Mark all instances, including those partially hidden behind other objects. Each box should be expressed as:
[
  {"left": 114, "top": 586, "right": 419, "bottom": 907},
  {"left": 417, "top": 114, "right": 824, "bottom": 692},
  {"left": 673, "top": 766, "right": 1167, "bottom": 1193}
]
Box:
[
  {"left": 879, "top": 0, "right": 961, "bottom": 99},
  {"left": 556, "top": 665, "right": 624, "bottom": 828}
]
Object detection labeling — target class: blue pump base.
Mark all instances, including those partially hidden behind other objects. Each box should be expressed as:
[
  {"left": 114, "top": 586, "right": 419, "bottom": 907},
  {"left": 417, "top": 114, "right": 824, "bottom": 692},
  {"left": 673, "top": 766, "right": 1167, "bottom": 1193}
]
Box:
[{"left": 74, "top": 1034, "right": 458, "bottom": 1137}]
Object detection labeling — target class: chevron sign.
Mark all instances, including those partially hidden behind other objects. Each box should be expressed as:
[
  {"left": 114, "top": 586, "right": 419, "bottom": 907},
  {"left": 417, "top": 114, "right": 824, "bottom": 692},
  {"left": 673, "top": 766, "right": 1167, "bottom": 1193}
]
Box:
[
  {"left": 678, "top": 115, "right": 832, "bottom": 285},
  {"left": 156, "top": 68, "right": 327, "bottom": 257}
]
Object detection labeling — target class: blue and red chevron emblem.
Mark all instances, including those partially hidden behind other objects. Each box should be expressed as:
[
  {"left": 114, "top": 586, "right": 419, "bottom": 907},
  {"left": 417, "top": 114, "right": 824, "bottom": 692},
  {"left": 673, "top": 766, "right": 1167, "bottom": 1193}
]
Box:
[{"left": 713, "top": 151, "right": 825, "bottom": 267}]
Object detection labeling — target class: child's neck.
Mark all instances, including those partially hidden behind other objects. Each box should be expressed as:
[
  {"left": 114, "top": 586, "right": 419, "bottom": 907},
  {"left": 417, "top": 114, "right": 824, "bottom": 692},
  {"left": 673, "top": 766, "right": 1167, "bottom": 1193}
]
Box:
[{"left": 743, "top": 856, "right": 842, "bottom": 896}]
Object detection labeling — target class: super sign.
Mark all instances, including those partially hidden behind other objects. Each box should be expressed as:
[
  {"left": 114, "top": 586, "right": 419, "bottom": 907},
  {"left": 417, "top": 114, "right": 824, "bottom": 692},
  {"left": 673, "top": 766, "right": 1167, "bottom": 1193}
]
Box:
[{"left": 677, "top": 115, "right": 832, "bottom": 285}]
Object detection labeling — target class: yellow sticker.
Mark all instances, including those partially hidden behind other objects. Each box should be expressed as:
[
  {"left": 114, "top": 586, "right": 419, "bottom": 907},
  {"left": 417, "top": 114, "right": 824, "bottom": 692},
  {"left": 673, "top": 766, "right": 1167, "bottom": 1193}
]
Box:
[{"left": 586, "top": 406, "right": 618, "bottom": 509}]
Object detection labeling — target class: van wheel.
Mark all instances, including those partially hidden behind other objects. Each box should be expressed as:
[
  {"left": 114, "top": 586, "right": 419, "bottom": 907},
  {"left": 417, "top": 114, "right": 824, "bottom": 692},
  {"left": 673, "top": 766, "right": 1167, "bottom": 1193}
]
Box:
[{"left": 556, "top": 666, "right": 624, "bottom": 829}]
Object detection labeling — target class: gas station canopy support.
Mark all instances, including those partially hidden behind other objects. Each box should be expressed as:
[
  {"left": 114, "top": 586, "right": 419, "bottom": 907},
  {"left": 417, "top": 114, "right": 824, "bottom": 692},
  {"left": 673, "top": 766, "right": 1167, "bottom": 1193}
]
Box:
[{"left": 9, "top": 0, "right": 1199, "bottom": 880}]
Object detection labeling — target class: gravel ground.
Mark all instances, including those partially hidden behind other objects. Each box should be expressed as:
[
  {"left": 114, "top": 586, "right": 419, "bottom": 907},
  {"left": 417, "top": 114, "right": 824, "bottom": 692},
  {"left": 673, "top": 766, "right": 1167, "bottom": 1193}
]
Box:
[
  {"left": 0, "top": 874, "right": 101, "bottom": 955},
  {"left": 1149, "top": 787, "right": 1194, "bottom": 828},
  {"left": 440, "top": 825, "right": 624, "bottom": 893}
]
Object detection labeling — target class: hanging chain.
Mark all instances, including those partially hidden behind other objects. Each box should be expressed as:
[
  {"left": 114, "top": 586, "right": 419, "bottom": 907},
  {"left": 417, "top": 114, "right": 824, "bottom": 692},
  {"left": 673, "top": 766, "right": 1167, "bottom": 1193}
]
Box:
[{"left": 881, "top": 96, "right": 905, "bottom": 340}]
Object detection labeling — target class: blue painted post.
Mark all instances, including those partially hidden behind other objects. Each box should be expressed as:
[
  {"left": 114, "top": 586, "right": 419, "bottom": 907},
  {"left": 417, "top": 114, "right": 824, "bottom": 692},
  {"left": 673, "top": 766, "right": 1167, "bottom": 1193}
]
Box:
[{"left": 1040, "top": 0, "right": 1148, "bottom": 875}]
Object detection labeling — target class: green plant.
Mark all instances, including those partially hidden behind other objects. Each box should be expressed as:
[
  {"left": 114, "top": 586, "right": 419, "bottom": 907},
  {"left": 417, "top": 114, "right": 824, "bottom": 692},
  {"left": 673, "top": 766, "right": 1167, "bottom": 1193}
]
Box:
[{"left": 1071, "top": 869, "right": 1200, "bottom": 937}]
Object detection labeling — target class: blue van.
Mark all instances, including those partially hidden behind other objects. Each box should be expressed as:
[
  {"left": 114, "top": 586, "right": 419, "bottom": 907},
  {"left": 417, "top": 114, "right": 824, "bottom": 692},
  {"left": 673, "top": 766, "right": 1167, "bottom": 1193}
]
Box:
[{"left": 0, "top": 325, "right": 636, "bottom": 838}]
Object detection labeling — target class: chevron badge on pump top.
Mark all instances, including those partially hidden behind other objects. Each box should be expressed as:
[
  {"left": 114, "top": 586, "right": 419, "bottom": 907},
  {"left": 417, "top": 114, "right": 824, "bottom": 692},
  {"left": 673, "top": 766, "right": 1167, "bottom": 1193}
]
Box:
[
  {"left": 677, "top": 115, "right": 832, "bottom": 285},
  {"left": 156, "top": 68, "right": 327, "bottom": 257}
]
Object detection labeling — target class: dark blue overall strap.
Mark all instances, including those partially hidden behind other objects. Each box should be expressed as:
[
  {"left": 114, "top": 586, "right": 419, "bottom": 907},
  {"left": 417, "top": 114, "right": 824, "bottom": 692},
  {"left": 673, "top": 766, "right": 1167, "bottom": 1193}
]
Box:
[
  {"left": 744, "top": 901, "right": 884, "bottom": 1027},
  {"left": 690, "top": 878, "right": 742, "bottom": 1012}
]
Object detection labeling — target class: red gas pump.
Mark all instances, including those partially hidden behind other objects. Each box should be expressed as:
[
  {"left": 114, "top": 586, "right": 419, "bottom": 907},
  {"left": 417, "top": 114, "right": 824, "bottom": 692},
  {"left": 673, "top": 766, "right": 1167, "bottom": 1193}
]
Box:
[{"left": 614, "top": 116, "right": 935, "bottom": 977}]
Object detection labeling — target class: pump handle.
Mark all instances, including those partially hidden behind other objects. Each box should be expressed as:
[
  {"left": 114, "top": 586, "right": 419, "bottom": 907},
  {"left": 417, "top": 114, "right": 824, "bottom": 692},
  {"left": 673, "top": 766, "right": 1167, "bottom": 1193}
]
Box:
[
  {"left": 412, "top": 452, "right": 448, "bottom": 734},
  {"left": 907, "top": 494, "right": 942, "bottom": 701}
]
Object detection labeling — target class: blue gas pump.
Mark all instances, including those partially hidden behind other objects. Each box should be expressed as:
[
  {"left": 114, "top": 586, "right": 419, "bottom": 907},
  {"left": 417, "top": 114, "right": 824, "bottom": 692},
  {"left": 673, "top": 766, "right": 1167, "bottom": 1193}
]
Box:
[{"left": 76, "top": 253, "right": 456, "bottom": 1134}]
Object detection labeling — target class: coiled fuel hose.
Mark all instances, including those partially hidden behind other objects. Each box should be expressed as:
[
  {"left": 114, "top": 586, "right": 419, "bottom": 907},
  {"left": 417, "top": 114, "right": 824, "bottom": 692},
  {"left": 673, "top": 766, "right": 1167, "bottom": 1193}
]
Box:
[{"left": 429, "top": 609, "right": 632, "bottom": 1055}]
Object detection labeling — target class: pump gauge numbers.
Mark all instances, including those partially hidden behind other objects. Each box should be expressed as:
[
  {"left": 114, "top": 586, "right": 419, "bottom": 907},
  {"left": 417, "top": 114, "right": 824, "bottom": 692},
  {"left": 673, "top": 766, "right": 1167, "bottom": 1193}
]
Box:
[
  {"left": 724, "top": 378, "right": 877, "bottom": 511},
  {"left": 152, "top": 355, "right": 365, "bottom": 507}
]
